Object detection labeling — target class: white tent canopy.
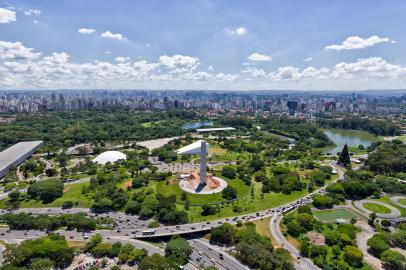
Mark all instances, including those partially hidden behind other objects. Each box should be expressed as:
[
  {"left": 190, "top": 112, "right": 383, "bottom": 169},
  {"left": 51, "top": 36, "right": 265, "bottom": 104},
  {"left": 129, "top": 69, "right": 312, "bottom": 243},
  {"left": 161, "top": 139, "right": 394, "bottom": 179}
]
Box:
[
  {"left": 93, "top": 151, "right": 127, "bottom": 165},
  {"left": 176, "top": 140, "right": 209, "bottom": 155}
]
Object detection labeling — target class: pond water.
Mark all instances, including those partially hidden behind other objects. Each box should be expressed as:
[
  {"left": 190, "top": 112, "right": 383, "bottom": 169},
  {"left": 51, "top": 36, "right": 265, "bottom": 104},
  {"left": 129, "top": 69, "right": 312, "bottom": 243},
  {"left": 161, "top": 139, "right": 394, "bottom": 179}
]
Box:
[
  {"left": 182, "top": 121, "right": 214, "bottom": 130},
  {"left": 323, "top": 129, "right": 377, "bottom": 154}
]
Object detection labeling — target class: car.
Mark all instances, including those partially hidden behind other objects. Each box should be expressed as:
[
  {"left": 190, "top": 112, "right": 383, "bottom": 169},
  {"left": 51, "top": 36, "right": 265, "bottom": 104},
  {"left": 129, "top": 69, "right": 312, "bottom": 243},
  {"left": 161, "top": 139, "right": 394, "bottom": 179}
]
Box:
[{"left": 0, "top": 233, "right": 4, "bottom": 236}]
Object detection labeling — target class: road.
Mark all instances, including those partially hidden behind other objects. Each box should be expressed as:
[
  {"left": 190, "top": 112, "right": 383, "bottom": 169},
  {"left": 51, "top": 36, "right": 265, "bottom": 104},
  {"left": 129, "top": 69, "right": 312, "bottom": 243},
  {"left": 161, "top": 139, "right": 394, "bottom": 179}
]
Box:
[
  {"left": 0, "top": 227, "right": 200, "bottom": 270},
  {"left": 270, "top": 214, "right": 320, "bottom": 270},
  {"left": 188, "top": 239, "right": 249, "bottom": 270},
  {"left": 267, "top": 166, "right": 345, "bottom": 270}
]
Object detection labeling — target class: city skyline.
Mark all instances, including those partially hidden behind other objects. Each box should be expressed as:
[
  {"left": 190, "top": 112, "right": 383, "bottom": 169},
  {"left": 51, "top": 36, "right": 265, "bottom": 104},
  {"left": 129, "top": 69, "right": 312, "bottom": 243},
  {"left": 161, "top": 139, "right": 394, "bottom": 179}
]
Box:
[{"left": 1, "top": 1, "right": 406, "bottom": 90}]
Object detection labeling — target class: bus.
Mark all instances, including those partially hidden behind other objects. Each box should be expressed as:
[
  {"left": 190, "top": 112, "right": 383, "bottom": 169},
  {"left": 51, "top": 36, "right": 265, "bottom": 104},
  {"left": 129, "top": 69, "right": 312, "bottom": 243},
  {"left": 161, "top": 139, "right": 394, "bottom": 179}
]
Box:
[{"left": 142, "top": 229, "right": 156, "bottom": 235}]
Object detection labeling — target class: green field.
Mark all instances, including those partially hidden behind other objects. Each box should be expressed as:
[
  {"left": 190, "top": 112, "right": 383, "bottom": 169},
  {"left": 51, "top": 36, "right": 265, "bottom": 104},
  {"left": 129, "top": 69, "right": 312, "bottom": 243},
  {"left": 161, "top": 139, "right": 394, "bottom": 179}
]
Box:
[
  {"left": 399, "top": 199, "right": 406, "bottom": 206},
  {"left": 363, "top": 202, "right": 391, "bottom": 214},
  {"left": 0, "top": 182, "right": 92, "bottom": 209},
  {"left": 367, "top": 196, "right": 406, "bottom": 217},
  {"left": 313, "top": 209, "right": 356, "bottom": 222}
]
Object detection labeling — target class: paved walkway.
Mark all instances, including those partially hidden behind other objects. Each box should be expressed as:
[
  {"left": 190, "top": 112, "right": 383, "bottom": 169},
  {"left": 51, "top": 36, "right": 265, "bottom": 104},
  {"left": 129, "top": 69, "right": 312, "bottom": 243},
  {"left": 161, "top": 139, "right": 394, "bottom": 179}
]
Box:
[
  {"left": 355, "top": 219, "right": 383, "bottom": 270},
  {"left": 270, "top": 214, "right": 320, "bottom": 270},
  {"left": 353, "top": 200, "right": 401, "bottom": 218},
  {"left": 390, "top": 196, "right": 406, "bottom": 209}
]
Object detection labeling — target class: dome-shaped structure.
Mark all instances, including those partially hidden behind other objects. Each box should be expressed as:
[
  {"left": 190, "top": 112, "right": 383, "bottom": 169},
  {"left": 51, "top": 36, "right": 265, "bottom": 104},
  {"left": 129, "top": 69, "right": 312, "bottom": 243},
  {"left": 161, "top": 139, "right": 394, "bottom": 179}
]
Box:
[{"left": 93, "top": 151, "right": 126, "bottom": 165}]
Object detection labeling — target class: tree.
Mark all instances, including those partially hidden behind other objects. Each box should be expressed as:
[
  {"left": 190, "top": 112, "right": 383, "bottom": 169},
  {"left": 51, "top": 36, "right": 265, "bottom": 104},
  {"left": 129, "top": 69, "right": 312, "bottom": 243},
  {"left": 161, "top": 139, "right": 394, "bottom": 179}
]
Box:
[
  {"left": 381, "top": 250, "right": 406, "bottom": 270},
  {"left": 165, "top": 237, "right": 192, "bottom": 265},
  {"left": 222, "top": 186, "right": 237, "bottom": 200},
  {"left": 139, "top": 254, "right": 178, "bottom": 270},
  {"left": 391, "top": 230, "right": 406, "bottom": 249},
  {"left": 27, "top": 180, "right": 64, "bottom": 203},
  {"left": 201, "top": 204, "right": 217, "bottom": 216},
  {"left": 367, "top": 234, "right": 390, "bottom": 257},
  {"left": 8, "top": 190, "right": 20, "bottom": 201},
  {"left": 125, "top": 201, "right": 141, "bottom": 215},
  {"left": 381, "top": 219, "right": 391, "bottom": 230},
  {"left": 343, "top": 245, "right": 363, "bottom": 267},
  {"left": 312, "top": 194, "right": 334, "bottom": 209},
  {"left": 368, "top": 212, "right": 377, "bottom": 226},
  {"left": 221, "top": 166, "right": 236, "bottom": 179},
  {"left": 29, "top": 258, "right": 54, "bottom": 270},
  {"left": 210, "top": 223, "right": 236, "bottom": 245},
  {"left": 338, "top": 144, "right": 351, "bottom": 167},
  {"left": 128, "top": 248, "right": 147, "bottom": 265}
]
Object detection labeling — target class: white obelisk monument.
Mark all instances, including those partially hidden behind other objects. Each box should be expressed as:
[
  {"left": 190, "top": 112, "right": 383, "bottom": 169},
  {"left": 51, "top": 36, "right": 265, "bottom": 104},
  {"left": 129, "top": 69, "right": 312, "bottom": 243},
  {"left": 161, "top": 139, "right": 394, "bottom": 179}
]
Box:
[
  {"left": 176, "top": 140, "right": 209, "bottom": 185},
  {"left": 199, "top": 140, "right": 207, "bottom": 185}
]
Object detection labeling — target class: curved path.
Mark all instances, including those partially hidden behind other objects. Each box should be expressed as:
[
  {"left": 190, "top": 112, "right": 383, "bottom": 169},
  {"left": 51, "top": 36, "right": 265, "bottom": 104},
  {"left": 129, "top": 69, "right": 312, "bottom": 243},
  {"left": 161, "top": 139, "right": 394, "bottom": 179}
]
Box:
[
  {"left": 353, "top": 200, "right": 401, "bottom": 218},
  {"left": 390, "top": 196, "right": 406, "bottom": 209},
  {"left": 355, "top": 219, "right": 383, "bottom": 270},
  {"left": 270, "top": 214, "right": 320, "bottom": 270}
]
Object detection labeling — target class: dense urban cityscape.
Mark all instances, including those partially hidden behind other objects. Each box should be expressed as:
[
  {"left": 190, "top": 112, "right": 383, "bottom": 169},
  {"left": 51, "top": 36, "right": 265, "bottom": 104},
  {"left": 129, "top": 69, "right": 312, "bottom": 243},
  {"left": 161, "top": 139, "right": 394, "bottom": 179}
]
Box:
[
  {"left": 0, "top": 1, "right": 406, "bottom": 270},
  {"left": 0, "top": 90, "right": 405, "bottom": 114}
]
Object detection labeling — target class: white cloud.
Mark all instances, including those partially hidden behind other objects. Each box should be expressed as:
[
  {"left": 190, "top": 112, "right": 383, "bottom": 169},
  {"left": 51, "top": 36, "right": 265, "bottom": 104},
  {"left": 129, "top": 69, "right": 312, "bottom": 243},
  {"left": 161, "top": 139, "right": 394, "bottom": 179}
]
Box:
[
  {"left": 101, "top": 31, "right": 126, "bottom": 41},
  {"left": 242, "top": 67, "right": 267, "bottom": 78},
  {"left": 105, "top": 51, "right": 111, "bottom": 54},
  {"left": 207, "top": 65, "right": 214, "bottom": 71},
  {"left": 115, "top": 57, "right": 130, "bottom": 63},
  {"left": 331, "top": 57, "right": 406, "bottom": 79},
  {"left": 0, "top": 7, "right": 16, "bottom": 23},
  {"left": 78, "top": 28, "right": 96, "bottom": 34},
  {"left": 215, "top": 73, "right": 239, "bottom": 81},
  {"left": 1, "top": 40, "right": 405, "bottom": 90},
  {"left": 159, "top": 55, "right": 199, "bottom": 70},
  {"left": 304, "top": 57, "right": 313, "bottom": 62},
  {"left": 225, "top": 26, "right": 247, "bottom": 36},
  {"left": 24, "top": 9, "right": 41, "bottom": 16},
  {"left": 0, "top": 41, "right": 40, "bottom": 60},
  {"left": 326, "top": 35, "right": 393, "bottom": 51},
  {"left": 269, "top": 66, "right": 301, "bottom": 81},
  {"left": 247, "top": 53, "right": 271, "bottom": 62}
]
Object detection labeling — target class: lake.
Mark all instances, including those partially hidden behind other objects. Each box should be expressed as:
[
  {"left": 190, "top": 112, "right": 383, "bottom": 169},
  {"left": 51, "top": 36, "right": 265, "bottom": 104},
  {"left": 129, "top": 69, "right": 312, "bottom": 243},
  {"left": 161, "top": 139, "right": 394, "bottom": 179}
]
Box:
[
  {"left": 323, "top": 129, "right": 377, "bottom": 154},
  {"left": 182, "top": 121, "right": 214, "bottom": 130}
]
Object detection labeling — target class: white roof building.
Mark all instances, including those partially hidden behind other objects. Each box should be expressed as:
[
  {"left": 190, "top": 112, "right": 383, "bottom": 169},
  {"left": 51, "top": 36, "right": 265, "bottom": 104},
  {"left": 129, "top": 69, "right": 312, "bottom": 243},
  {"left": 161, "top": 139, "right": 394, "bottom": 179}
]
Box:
[
  {"left": 93, "top": 151, "right": 126, "bottom": 165},
  {"left": 176, "top": 140, "right": 209, "bottom": 155}
]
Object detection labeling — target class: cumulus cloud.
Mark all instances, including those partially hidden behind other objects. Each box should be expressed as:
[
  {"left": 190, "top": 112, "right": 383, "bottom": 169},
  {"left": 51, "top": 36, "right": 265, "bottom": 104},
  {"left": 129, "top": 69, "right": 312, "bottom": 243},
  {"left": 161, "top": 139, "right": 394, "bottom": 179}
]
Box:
[
  {"left": 1, "top": 40, "right": 405, "bottom": 90},
  {"left": 0, "top": 7, "right": 16, "bottom": 23},
  {"left": 0, "top": 41, "right": 41, "bottom": 60},
  {"left": 115, "top": 57, "right": 130, "bottom": 63},
  {"left": 215, "top": 73, "right": 239, "bottom": 81},
  {"left": 101, "top": 31, "right": 126, "bottom": 41},
  {"left": 326, "top": 35, "right": 393, "bottom": 51},
  {"left": 225, "top": 26, "right": 247, "bottom": 36},
  {"left": 24, "top": 9, "right": 41, "bottom": 16},
  {"left": 242, "top": 67, "right": 267, "bottom": 78},
  {"left": 331, "top": 57, "right": 406, "bottom": 79},
  {"left": 159, "top": 55, "right": 199, "bottom": 71},
  {"left": 247, "top": 53, "right": 271, "bottom": 62},
  {"left": 78, "top": 28, "right": 96, "bottom": 34}
]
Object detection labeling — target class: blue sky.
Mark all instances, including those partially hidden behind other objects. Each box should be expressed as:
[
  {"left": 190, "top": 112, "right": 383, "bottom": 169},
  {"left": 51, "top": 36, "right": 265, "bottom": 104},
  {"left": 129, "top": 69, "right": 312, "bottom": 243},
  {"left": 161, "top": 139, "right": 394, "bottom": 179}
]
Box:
[{"left": 0, "top": 0, "right": 406, "bottom": 90}]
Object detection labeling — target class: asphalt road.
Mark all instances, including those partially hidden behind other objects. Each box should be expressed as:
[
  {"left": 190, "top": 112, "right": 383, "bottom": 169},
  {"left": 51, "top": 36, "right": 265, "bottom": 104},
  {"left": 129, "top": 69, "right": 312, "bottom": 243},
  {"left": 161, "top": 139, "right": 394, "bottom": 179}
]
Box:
[{"left": 270, "top": 214, "right": 320, "bottom": 270}]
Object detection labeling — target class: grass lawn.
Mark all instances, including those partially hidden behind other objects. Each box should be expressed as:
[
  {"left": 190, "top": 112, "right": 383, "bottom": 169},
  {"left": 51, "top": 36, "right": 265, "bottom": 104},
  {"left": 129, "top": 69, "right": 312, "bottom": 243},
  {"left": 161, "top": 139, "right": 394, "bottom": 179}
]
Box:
[
  {"left": 156, "top": 177, "right": 249, "bottom": 205},
  {"left": 374, "top": 196, "right": 406, "bottom": 217},
  {"left": 399, "top": 198, "right": 406, "bottom": 206},
  {"left": 363, "top": 202, "right": 391, "bottom": 214},
  {"left": 313, "top": 209, "right": 356, "bottom": 222},
  {"left": 252, "top": 217, "right": 280, "bottom": 247},
  {"left": 183, "top": 180, "right": 309, "bottom": 222},
  {"left": 0, "top": 182, "right": 92, "bottom": 209}
]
